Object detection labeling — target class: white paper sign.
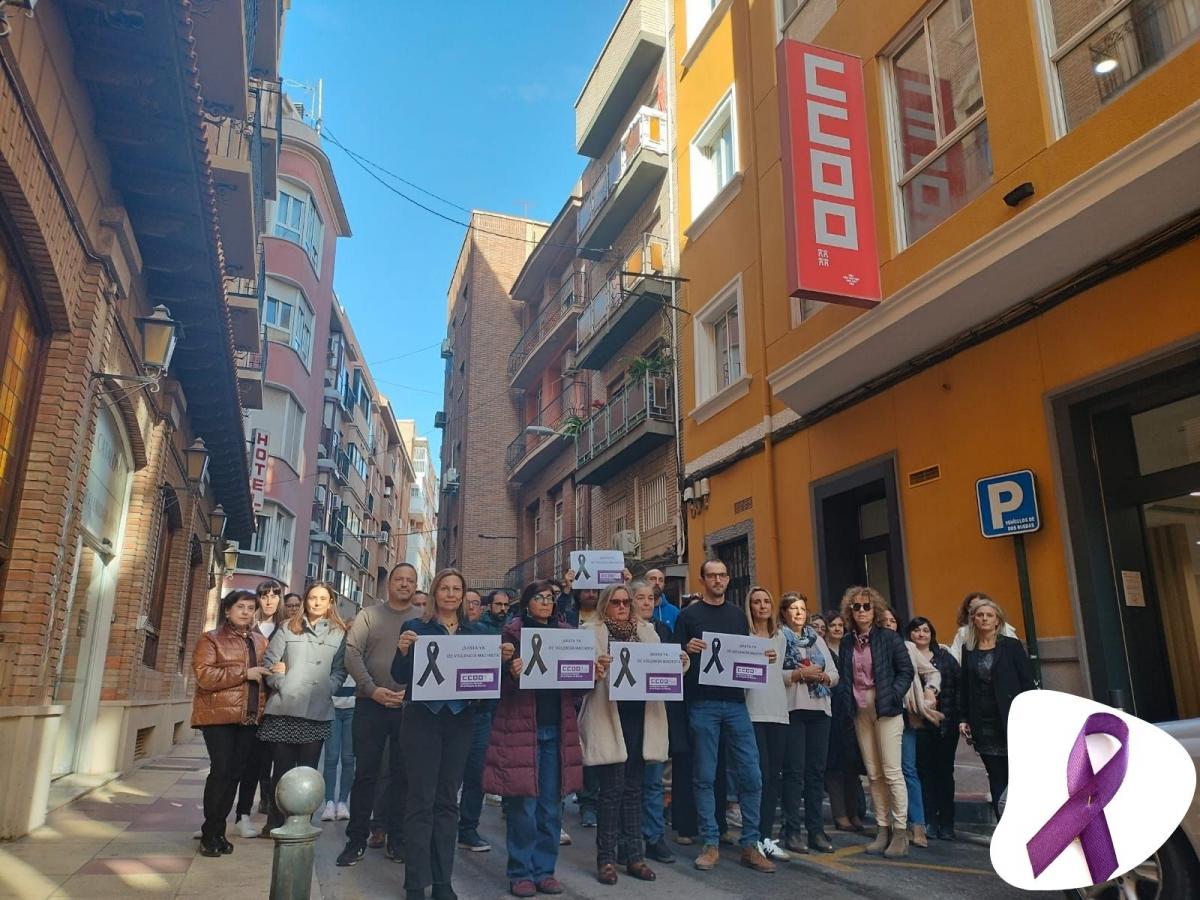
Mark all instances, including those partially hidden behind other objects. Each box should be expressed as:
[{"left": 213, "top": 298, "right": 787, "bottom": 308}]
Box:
[
  {"left": 608, "top": 642, "right": 684, "bottom": 701},
  {"left": 410, "top": 634, "right": 502, "bottom": 701},
  {"left": 569, "top": 549, "right": 625, "bottom": 590},
  {"left": 519, "top": 628, "right": 595, "bottom": 689},
  {"left": 697, "top": 632, "right": 770, "bottom": 690},
  {"left": 1120, "top": 570, "right": 1146, "bottom": 607}
]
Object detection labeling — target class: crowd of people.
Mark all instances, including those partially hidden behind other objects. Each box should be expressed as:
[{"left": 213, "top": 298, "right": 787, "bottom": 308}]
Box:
[{"left": 189, "top": 559, "right": 1034, "bottom": 899}]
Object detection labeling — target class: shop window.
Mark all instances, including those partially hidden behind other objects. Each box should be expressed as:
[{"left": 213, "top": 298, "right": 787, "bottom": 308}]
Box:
[
  {"left": 888, "top": 0, "right": 991, "bottom": 245},
  {"left": 1039, "top": 0, "right": 1200, "bottom": 132},
  {"left": 0, "top": 254, "right": 43, "bottom": 575}
]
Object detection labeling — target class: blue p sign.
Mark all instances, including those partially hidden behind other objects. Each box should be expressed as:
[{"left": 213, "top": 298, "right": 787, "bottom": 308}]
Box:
[{"left": 976, "top": 470, "right": 1040, "bottom": 538}]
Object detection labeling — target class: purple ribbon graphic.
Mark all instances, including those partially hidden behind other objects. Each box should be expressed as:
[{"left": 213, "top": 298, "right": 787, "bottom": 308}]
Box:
[{"left": 1026, "top": 712, "right": 1129, "bottom": 885}]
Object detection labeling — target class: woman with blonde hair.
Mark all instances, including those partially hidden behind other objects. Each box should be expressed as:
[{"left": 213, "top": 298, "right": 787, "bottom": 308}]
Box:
[
  {"left": 947, "top": 592, "right": 1016, "bottom": 661},
  {"left": 260, "top": 582, "right": 348, "bottom": 831},
  {"left": 393, "top": 568, "right": 497, "bottom": 900},
  {"left": 957, "top": 595, "right": 1034, "bottom": 818},
  {"left": 744, "top": 586, "right": 793, "bottom": 862},
  {"left": 836, "top": 586, "right": 914, "bottom": 858},
  {"left": 580, "top": 583, "right": 688, "bottom": 885}
]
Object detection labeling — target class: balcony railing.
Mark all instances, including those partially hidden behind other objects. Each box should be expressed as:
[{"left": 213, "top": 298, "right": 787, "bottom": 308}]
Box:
[
  {"left": 507, "top": 271, "right": 589, "bottom": 380},
  {"left": 505, "top": 381, "right": 591, "bottom": 475},
  {"left": 334, "top": 448, "right": 351, "bottom": 483},
  {"left": 576, "top": 234, "right": 670, "bottom": 349},
  {"left": 578, "top": 376, "right": 672, "bottom": 467},
  {"left": 504, "top": 537, "right": 587, "bottom": 591},
  {"left": 234, "top": 346, "right": 266, "bottom": 373},
  {"left": 578, "top": 107, "right": 666, "bottom": 239}
]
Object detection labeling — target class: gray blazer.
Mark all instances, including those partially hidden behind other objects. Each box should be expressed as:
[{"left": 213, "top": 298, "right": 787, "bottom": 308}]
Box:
[{"left": 263, "top": 618, "right": 348, "bottom": 722}]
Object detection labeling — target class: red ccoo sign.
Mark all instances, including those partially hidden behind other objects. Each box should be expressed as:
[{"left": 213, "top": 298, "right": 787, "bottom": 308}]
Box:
[
  {"left": 249, "top": 429, "right": 269, "bottom": 513},
  {"left": 777, "top": 40, "right": 881, "bottom": 308}
]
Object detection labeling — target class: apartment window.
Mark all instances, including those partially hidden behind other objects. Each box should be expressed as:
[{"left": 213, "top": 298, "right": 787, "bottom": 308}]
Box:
[
  {"left": 264, "top": 278, "right": 314, "bottom": 368},
  {"left": 1040, "top": 0, "right": 1200, "bottom": 131},
  {"left": 250, "top": 503, "right": 295, "bottom": 581},
  {"left": 778, "top": 0, "right": 804, "bottom": 31},
  {"left": 274, "top": 183, "right": 324, "bottom": 274},
  {"left": 888, "top": 0, "right": 991, "bottom": 245},
  {"left": 690, "top": 88, "right": 738, "bottom": 221},
  {"left": 347, "top": 442, "right": 368, "bottom": 481},
  {"left": 686, "top": 0, "right": 724, "bottom": 47},
  {"left": 641, "top": 474, "right": 671, "bottom": 532},
  {"left": 274, "top": 187, "right": 305, "bottom": 243},
  {"left": 694, "top": 276, "right": 746, "bottom": 405},
  {"left": 262, "top": 387, "right": 306, "bottom": 473},
  {"left": 608, "top": 495, "right": 629, "bottom": 546}
]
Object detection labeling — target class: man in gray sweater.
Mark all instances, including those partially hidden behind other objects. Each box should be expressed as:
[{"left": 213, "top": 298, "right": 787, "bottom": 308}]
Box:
[{"left": 337, "top": 562, "right": 419, "bottom": 867}]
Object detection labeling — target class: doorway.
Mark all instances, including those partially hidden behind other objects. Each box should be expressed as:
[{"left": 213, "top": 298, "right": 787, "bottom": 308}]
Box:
[
  {"left": 714, "top": 535, "right": 751, "bottom": 610},
  {"left": 813, "top": 458, "right": 909, "bottom": 621},
  {"left": 52, "top": 405, "right": 132, "bottom": 776},
  {"left": 1057, "top": 359, "right": 1200, "bottom": 722}
]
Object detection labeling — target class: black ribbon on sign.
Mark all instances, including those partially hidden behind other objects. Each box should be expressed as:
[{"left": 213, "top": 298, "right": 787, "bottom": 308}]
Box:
[
  {"left": 575, "top": 553, "right": 591, "bottom": 581},
  {"left": 703, "top": 637, "right": 725, "bottom": 674},
  {"left": 417, "top": 641, "right": 445, "bottom": 686},
  {"left": 614, "top": 646, "right": 636, "bottom": 687},
  {"left": 527, "top": 632, "right": 549, "bottom": 675}
]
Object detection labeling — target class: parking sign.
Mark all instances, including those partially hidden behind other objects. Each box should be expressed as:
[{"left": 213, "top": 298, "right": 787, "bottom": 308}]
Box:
[{"left": 976, "top": 470, "right": 1040, "bottom": 538}]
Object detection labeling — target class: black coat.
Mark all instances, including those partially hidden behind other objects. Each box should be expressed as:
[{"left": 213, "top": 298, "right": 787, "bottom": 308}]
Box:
[
  {"left": 957, "top": 635, "right": 1035, "bottom": 744},
  {"left": 837, "top": 627, "right": 914, "bottom": 719},
  {"left": 926, "top": 645, "right": 961, "bottom": 734},
  {"left": 652, "top": 619, "right": 689, "bottom": 754}
]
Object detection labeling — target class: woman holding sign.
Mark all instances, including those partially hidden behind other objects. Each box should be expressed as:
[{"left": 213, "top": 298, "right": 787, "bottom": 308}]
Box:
[
  {"left": 579, "top": 583, "right": 690, "bottom": 885},
  {"left": 393, "top": 568, "right": 498, "bottom": 900},
  {"left": 745, "top": 587, "right": 793, "bottom": 862},
  {"left": 483, "top": 580, "right": 584, "bottom": 898}
]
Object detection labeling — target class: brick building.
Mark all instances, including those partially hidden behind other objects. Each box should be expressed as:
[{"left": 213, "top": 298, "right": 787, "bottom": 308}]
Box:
[
  {"left": 400, "top": 426, "right": 439, "bottom": 589},
  {"left": 437, "top": 212, "right": 546, "bottom": 590},
  {"left": 0, "top": 0, "right": 282, "bottom": 838}
]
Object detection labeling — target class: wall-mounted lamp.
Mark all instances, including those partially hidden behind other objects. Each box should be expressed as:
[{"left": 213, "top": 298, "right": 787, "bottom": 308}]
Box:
[
  {"left": 524, "top": 425, "right": 560, "bottom": 438},
  {"left": 91, "top": 305, "right": 181, "bottom": 393},
  {"left": 222, "top": 541, "right": 240, "bottom": 572},
  {"left": 186, "top": 438, "right": 210, "bottom": 484},
  {"left": 208, "top": 504, "right": 227, "bottom": 541}
]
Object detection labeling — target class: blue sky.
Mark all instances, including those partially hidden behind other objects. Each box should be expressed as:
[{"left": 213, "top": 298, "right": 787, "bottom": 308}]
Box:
[{"left": 280, "top": 1, "right": 627, "bottom": 461}]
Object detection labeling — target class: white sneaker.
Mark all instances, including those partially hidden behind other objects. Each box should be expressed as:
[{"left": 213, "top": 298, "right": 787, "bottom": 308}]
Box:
[
  {"left": 336, "top": 802, "right": 350, "bottom": 821},
  {"left": 236, "top": 815, "right": 257, "bottom": 839},
  {"left": 485, "top": 793, "right": 502, "bottom": 807},
  {"left": 760, "top": 838, "right": 791, "bottom": 862},
  {"left": 320, "top": 801, "right": 336, "bottom": 822},
  {"left": 559, "top": 828, "right": 572, "bottom": 846}
]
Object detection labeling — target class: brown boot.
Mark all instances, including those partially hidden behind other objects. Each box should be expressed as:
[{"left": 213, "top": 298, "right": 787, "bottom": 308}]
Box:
[
  {"left": 693, "top": 845, "right": 720, "bottom": 871},
  {"left": 864, "top": 827, "right": 890, "bottom": 855},
  {"left": 884, "top": 829, "right": 910, "bottom": 858},
  {"left": 911, "top": 824, "right": 928, "bottom": 848},
  {"left": 739, "top": 846, "right": 776, "bottom": 874}
]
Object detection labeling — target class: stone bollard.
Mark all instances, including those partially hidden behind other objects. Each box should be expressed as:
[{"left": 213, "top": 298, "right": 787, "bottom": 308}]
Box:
[{"left": 269, "top": 766, "right": 324, "bottom": 900}]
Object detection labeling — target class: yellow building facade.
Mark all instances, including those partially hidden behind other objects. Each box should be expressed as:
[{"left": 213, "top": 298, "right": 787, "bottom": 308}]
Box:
[{"left": 673, "top": 0, "right": 1200, "bottom": 722}]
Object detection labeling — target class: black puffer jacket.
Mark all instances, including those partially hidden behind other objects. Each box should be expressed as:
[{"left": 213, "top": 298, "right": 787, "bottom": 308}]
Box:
[{"left": 837, "top": 627, "right": 914, "bottom": 719}]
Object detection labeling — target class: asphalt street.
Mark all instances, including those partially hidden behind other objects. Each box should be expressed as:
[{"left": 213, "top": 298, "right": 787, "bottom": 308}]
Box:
[{"left": 314, "top": 803, "right": 1057, "bottom": 900}]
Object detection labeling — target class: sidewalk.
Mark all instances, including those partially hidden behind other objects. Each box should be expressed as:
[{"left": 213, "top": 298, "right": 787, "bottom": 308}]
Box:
[{"left": 0, "top": 736, "right": 317, "bottom": 900}]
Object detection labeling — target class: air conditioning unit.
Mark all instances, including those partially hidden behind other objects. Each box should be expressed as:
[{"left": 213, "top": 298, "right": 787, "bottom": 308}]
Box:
[
  {"left": 443, "top": 467, "right": 460, "bottom": 493},
  {"left": 440, "top": 338, "right": 453, "bottom": 359},
  {"left": 434, "top": 411, "right": 447, "bottom": 429},
  {"left": 562, "top": 347, "right": 577, "bottom": 373},
  {"left": 306, "top": 562, "right": 319, "bottom": 580},
  {"left": 614, "top": 529, "right": 640, "bottom": 555}
]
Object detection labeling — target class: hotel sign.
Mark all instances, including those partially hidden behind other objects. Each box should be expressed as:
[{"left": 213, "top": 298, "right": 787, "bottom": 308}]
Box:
[
  {"left": 777, "top": 40, "right": 881, "bottom": 308},
  {"left": 250, "top": 430, "right": 269, "bottom": 513}
]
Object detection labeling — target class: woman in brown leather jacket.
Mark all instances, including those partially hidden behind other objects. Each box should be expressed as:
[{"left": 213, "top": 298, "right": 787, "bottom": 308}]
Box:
[{"left": 192, "top": 590, "right": 276, "bottom": 857}]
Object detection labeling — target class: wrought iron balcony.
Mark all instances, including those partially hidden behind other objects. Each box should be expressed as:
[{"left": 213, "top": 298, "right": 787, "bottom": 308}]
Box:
[
  {"left": 234, "top": 340, "right": 267, "bottom": 410},
  {"left": 505, "top": 380, "right": 591, "bottom": 483},
  {"left": 575, "top": 234, "right": 672, "bottom": 369},
  {"left": 504, "top": 537, "right": 587, "bottom": 591},
  {"left": 576, "top": 375, "right": 673, "bottom": 485},
  {"left": 507, "top": 270, "right": 588, "bottom": 386},
  {"left": 578, "top": 108, "right": 668, "bottom": 256}
]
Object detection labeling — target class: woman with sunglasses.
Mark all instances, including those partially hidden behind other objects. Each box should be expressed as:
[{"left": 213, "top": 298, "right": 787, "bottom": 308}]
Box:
[
  {"left": 579, "top": 583, "right": 689, "bottom": 885},
  {"left": 234, "top": 580, "right": 286, "bottom": 837},
  {"left": 837, "top": 587, "right": 914, "bottom": 858},
  {"left": 483, "top": 581, "right": 584, "bottom": 898}
]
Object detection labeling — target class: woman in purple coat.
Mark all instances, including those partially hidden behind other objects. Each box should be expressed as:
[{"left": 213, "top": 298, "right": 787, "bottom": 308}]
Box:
[{"left": 483, "top": 580, "right": 586, "bottom": 898}]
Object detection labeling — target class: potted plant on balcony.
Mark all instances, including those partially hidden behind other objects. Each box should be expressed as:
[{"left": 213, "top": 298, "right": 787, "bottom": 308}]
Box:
[
  {"left": 560, "top": 413, "right": 586, "bottom": 437},
  {"left": 625, "top": 349, "right": 674, "bottom": 382}
]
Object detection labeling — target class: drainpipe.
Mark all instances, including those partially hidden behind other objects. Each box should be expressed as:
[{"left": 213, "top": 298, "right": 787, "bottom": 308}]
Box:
[{"left": 664, "top": 0, "right": 685, "bottom": 568}]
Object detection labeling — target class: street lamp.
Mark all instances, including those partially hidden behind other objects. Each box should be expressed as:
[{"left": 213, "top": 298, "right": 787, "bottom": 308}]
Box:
[
  {"left": 223, "top": 541, "right": 240, "bottom": 572},
  {"left": 524, "top": 425, "right": 559, "bottom": 437},
  {"left": 185, "top": 438, "right": 210, "bottom": 484},
  {"left": 135, "top": 305, "right": 180, "bottom": 375},
  {"left": 208, "top": 503, "right": 227, "bottom": 540}
]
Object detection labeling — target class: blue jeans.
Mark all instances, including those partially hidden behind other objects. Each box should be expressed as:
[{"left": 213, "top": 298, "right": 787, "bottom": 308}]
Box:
[
  {"left": 458, "top": 705, "right": 494, "bottom": 835},
  {"left": 642, "top": 761, "right": 666, "bottom": 843},
  {"left": 688, "top": 699, "right": 762, "bottom": 847},
  {"left": 323, "top": 706, "right": 355, "bottom": 803},
  {"left": 902, "top": 725, "right": 925, "bottom": 827},
  {"left": 505, "top": 726, "right": 562, "bottom": 883}
]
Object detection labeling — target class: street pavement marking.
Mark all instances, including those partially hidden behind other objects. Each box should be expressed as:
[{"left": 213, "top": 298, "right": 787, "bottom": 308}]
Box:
[
  {"left": 792, "top": 843, "right": 995, "bottom": 878},
  {"left": 854, "top": 859, "right": 996, "bottom": 877}
]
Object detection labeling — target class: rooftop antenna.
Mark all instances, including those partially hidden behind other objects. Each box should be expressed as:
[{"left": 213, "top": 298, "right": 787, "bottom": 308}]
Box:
[{"left": 282, "top": 77, "right": 324, "bottom": 131}]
